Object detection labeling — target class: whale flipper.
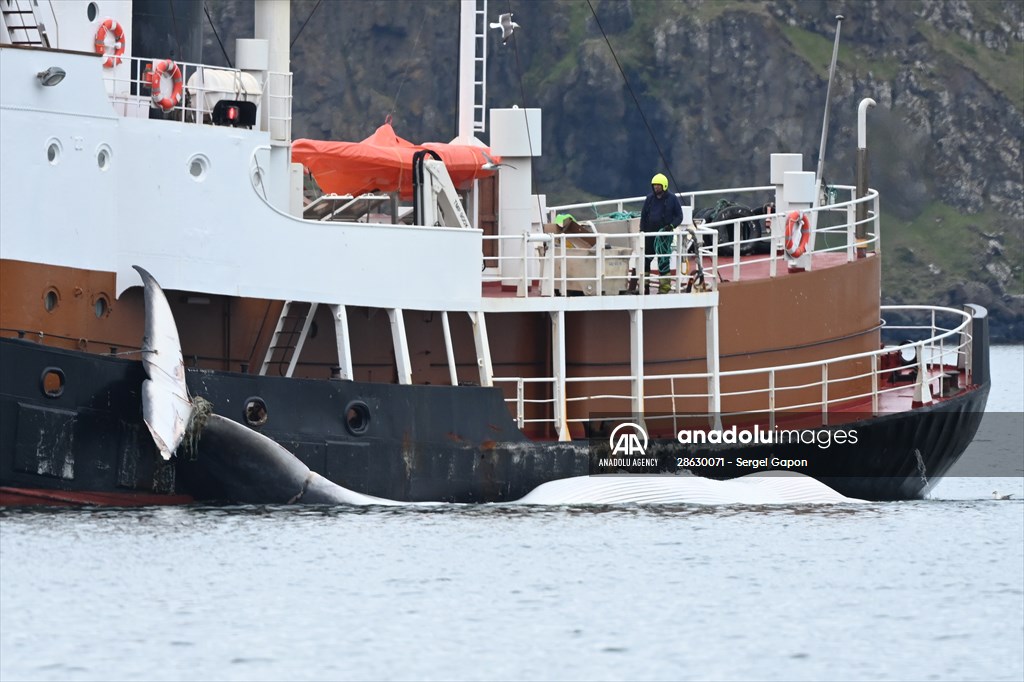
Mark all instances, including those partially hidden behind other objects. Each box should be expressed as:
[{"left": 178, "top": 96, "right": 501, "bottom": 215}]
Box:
[{"left": 135, "top": 265, "right": 191, "bottom": 460}]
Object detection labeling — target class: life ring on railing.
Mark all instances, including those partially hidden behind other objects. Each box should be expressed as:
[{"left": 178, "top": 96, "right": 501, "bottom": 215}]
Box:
[
  {"left": 784, "top": 211, "right": 811, "bottom": 259},
  {"left": 94, "top": 18, "right": 126, "bottom": 68},
  {"left": 148, "top": 59, "right": 183, "bottom": 112}
]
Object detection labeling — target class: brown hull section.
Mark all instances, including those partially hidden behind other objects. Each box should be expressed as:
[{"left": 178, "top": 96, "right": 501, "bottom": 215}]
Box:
[
  {"left": 564, "top": 256, "right": 881, "bottom": 434},
  {"left": 0, "top": 259, "right": 283, "bottom": 372},
  {"left": 1, "top": 256, "right": 880, "bottom": 439}
]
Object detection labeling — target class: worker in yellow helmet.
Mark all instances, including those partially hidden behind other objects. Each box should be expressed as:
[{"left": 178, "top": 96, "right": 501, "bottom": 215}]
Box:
[{"left": 639, "top": 173, "right": 683, "bottom": 294}]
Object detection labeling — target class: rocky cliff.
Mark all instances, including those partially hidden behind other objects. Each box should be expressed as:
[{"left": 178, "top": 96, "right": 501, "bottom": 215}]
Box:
[{"left": 202, "top": 0, "right": 1023, "bottom": 340}]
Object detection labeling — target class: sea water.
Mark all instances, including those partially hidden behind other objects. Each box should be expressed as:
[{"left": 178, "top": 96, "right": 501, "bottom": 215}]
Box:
[{"left": 1, "top": 347, "right": 1022, "bottom": 682}]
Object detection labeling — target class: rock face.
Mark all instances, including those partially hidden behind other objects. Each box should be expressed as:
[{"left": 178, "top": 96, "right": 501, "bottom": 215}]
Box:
[{"left": 202, "top": 0, "right": 1023, "bottom": 341}]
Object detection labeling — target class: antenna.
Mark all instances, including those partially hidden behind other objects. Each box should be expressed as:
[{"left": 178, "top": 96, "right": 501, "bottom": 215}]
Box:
[{"left": 815, "top": 14, "right": 844, "bottom": 203}]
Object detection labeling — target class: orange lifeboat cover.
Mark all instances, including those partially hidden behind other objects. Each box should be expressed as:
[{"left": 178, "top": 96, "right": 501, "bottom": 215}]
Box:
[{"left": 292, "top": 123, "right": 498, "bottom": 200}]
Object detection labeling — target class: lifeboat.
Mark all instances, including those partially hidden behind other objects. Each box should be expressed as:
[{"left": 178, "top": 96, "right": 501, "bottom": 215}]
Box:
[{"left": 292, "top": 120, "right": 499, "bottom": 200}]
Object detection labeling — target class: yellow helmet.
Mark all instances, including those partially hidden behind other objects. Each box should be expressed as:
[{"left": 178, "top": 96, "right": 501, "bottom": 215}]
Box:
[{"left": 651, "top": 173, "right": 668, "bottom": 190}]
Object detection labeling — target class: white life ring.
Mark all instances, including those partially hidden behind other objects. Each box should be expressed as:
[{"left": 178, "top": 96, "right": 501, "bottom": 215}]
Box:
[
  {"left": 784, "top": 211, "right": 810, "bottom": 259},
  {"left": 94, "top": 18, "right": 126, "bottom": 68},
  {"left": 149, "top": 59, "right": 183, "bottom": 112}
]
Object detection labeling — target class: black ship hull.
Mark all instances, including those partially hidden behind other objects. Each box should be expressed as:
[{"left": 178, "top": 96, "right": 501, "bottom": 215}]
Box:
[{"left": 0, "top": 334, "right": 991, "bottom": 505}]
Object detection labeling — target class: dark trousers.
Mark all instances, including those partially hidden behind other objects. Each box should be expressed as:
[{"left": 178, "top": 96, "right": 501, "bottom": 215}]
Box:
[{"left": 643, "top": 232, "right": 672, "bottom": 278}]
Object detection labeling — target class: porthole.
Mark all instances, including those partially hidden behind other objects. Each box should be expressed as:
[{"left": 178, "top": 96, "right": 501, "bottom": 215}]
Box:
[
  {"left": 86, "top": 3, "right": 98, "bottom": 21},
  {"left": 188, "top": 154, "right": 209, "bottom": 181},
  {"left": 344, "top": 400, "right": 371, "bottom": 436},
  {"left": 46, "top": 138, "right": 62, "bottom": 165},
  {"left": 43, "top": 288, "right": 59, "bottom": 312},
  {"left": 93, "top": 294, "right": 109, "bottom": 318},
  {"left": 40, "top": 367, "right": 65, "bottom": 398},
  {"left": 243, "top": 397, "right": 268, "bottom": 427},
  {"left": 96, "top": 144, "right": 112, "bottom": 171},
  {"left": 250, "top": 166, "right": 263, "bottom": 189}
]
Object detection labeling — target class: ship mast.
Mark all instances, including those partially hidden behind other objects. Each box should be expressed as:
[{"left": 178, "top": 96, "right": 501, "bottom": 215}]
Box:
[
  {"left": 815, "top": 14, "right": 843, "bottom": 206},
  {"left": 456, "top": 0, "right": 487, "bottom": 143},
  {"left": 254, "top": 0, "right": 291, "bottom": 212}
]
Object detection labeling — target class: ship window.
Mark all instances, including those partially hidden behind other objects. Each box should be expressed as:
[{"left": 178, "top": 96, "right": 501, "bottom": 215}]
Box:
[
  {"left": 344, "top": 401, "right": 371, "bottom": 436},
  {"left": 87, "top": 3, "right": 98, "bottom": 21},
  {"left": 94, "top": 294, "right": 109, "bottom": 318},
  {"left": 46, "top": 138, "right": 61, "bottom": 165},
  {"left": 188, "top": 154, "right": 209, "bottom": 181},
  {"left": 41, "top": 368, "right": 65, "bottom": 398},
  {"left": 43, "top": 288, "right": 59, "bottom": 312},
  {"left": 96, "top": 145, "right": 111, "bottom": 171},
  {"left": 243, "top": 397, "right": 268, "bottom": 427}
]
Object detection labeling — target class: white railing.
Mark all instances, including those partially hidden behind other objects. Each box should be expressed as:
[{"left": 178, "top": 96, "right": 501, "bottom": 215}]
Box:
[
  {"left": 494, "top": 305, "right": 975, "bottom": 432},
  {"left": 103, "top": 56, "right": 292, "bottom": 140},
  {"left": 537, "top": 185, "right": 881, "bottom": 293},
  {"left": 482, "top": 227, "right": 720, "bottom": 297}
]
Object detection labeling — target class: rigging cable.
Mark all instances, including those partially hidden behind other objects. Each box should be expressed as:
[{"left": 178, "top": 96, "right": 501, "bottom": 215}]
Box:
[
  {"left": 291, "top": 0, "right": 324, "bottom": 48},
  {"left": 585, "top": 0, "right": 678, "bottom": 191},
  {"left": 388, "top": 6, "right": 428, "bottom": 122},
  {"left": 167, "top": 0, "right": 183, "bottom": 61},
  {"left": 505, "top": 0, "right": 544, "bottom": 223},
  {"left": 203, "top": 2, "right": 233, "bottom": 67}
]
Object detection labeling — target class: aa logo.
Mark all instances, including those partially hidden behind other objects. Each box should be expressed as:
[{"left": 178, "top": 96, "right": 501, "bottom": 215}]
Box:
[{"left": 609, "top": 422, "right": 648, "bottom": 456}]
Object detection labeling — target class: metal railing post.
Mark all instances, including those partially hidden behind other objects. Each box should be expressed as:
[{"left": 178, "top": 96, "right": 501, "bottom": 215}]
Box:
[
  {"left": 520, "top": 233, "right": 529, "bottom": 297},
  {"left": 559, "top": 235, "right": 568, "bottom": 297},
  {"left": 711, "top": 234, "right": 719, "bottom": 292},
  {"left": 870, "top": 353, "right": 879, "bottom": 415},
  {"left": 847, "top": 202, "right": 856, "bottom": 262},
  {"left": 639, "top": 232, "right": 648, "bottom": 295},
  {"left": 516, "top": 379, "right": 525, "bottom": 429},
  {"left": 821, "top": 363, "right": 829, "bottom": 425},
  {"left": 675, "top": 230, "right": 684, "bottom": 293},
  {"left": 914, "top": 341, "right": 932, "bottom": 404},
  {"left": 732, "top": 222, "right": 741, "bottom": 281},
  {"left": 670, "top": 376, "right": 678, "bottom": 434}
]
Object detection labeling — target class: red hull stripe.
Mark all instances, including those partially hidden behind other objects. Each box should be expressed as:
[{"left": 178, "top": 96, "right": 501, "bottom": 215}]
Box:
[{"left": 0, "top": 487, "right": 193, "bottom": 507}]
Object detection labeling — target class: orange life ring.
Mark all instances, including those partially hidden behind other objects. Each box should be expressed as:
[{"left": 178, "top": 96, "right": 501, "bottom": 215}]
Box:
[
  {"left": 784, "top": 211, "right": 811, "bottom": 259},
  {"left": 149, "top": 59, "right": 183, "bottom": 112},
  {"left": 94, "top": 18, "right": 126, "bottom": 68}
]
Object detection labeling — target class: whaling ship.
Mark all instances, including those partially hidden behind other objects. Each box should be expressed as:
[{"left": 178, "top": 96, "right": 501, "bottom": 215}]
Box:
[{"left": 0, "top": 1, "right": 990, "bottom": 506}]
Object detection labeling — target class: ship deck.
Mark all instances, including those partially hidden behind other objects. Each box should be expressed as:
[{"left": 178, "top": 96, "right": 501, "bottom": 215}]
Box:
[{"left": 482, "top": 251, "right": 854, "bottom": 300}]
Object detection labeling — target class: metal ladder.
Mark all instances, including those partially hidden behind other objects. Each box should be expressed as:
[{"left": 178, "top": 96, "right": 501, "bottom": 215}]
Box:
[
  {"left": 1, "top": 0, "right": 47, "bottom": 47},
  {"left": 472, "top": 0, "right": 487, "bottom": 133},
  {"left": 259, "top": 301, "right": 319, "bottom": 377}
]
